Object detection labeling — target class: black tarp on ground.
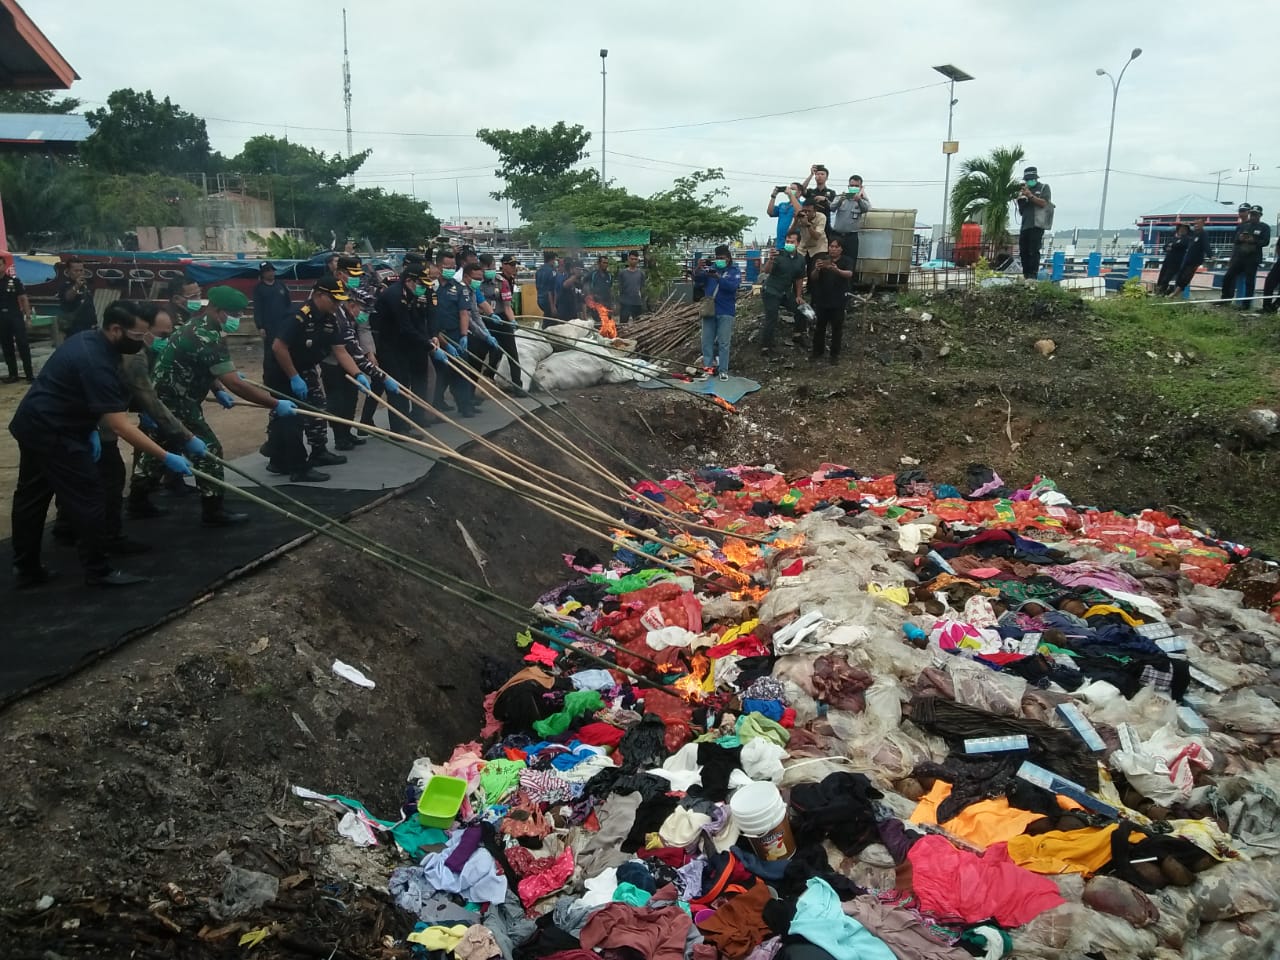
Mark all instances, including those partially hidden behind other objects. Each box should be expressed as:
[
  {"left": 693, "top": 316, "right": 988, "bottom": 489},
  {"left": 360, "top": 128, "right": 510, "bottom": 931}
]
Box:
[{"left": 1, "top": 484, "right": 376, "bottom": 707}]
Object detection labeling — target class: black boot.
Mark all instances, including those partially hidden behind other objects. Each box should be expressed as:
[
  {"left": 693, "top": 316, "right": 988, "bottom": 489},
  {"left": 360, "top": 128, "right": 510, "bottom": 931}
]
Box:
[
  {"left": 201, "top": 495, "right": 250, "bottom": 527},
  {"left": 308, "top": 448, "right": 348, "bottom": 467}
]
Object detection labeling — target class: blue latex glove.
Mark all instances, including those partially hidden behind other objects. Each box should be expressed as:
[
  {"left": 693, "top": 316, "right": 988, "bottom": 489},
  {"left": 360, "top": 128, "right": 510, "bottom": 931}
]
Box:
[
  {"left": 274, "top": 399, "right": 298, "bottom": 416},
  {"left": 215, "top": 389, "right": 235, "bottom": 409},
  {"left": 88, "top": 431, "right": 101, "bottom": 463},
  {"left": 355, "top": 373, "right": 372, "bottom": 392},
  {"left": 163, "top": 452, "right": 194, "bottom": 476},
  {"left": 487, "top": 335, "right": 499, "bottom": 349},
  {"left": 184, "top": 435, "right": 208, "bottom": 458},
  {"left": 289, "top": 374, "right": 308, "bottom": 399},
  {"left": 459, "top": 334, "right": 469, "bottom": 353},
  {"left": 432, "top": 348, "right": 448, "bottom": 364},
  {"left": 444, "top": 343, "right": 459, "bottom": 358},
  {"left": 384, "top": 377, "right": 400, "bottom": 395},
  {"left": 139, "top": 413, "right": 158, "bottom": 431}
]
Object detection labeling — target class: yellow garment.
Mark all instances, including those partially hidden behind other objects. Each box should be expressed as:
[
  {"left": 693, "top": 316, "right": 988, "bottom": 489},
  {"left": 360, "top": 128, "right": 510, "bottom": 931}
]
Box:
[
  {"left": 1083, "top": 604, "right": 1144, "bottom": 627},
  {"left": 717, "top": 619, "right": 760, "bottom": 646},
  {"left": 908, "top": 781, "right": 1046, "bottom": 849},
  {"left": 1005, "top": 825, "right": 1119, "bottom": 876},
  {"left": 866, "top": 583, "right": 911, "bottom": 606},
  {"left": 1167, "top": 818, "right": 1240, "bottom": 862},
  {"left": 408, "top": 925, "right": 469, "bottom": 951}
]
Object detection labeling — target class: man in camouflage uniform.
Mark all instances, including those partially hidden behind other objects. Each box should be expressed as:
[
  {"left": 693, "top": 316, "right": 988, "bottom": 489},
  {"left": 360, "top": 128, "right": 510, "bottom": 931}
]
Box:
[{"left": 134, "top": 286, "right": 298, "bottom": 526}]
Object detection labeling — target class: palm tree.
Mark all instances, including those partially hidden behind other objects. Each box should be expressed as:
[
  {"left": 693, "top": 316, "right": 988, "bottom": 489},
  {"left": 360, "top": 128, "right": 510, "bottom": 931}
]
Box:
[{"left": 949, "top": 145, "right": 1025, "bottom": 245}]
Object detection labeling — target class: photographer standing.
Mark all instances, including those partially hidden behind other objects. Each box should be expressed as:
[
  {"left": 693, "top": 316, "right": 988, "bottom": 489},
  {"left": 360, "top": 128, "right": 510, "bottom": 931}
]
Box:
[
  {"left": 800, "top": 164, "right": 837, "bottom": 236},
  {"left": 830, "top": 175, "right": 871, "bottom": 274},
  {"left": 766, "top": 182, "right": 803, "bottom": 249},
  {"left": 1016, "top": 166, "right": 1054, "bottom": 280}
]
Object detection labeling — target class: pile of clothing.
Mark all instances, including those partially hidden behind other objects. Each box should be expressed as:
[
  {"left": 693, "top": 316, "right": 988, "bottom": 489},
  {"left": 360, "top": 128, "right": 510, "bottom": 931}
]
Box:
[{"left": 314, "top": 463, "right": 1280, "bottom": 959}]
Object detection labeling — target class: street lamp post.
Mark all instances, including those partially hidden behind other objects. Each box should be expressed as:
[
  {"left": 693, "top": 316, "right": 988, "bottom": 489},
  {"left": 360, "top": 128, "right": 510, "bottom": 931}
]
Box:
[
  {"left": 600, "top": 49, "right": 609, "bottom": 183},
  {"left": 1095, "top": 48, "right": 1142, "bottom": 253},
  {"left": 932, "top": 64, "right": 973, "bottom": 259},
  {"left": 1238, "top": 153, "right": 1259, "bottom": 202}
]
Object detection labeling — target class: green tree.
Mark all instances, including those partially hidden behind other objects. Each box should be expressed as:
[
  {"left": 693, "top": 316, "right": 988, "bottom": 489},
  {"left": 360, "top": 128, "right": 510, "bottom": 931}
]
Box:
[
  {"left": 529, "top": 170, "right": 752, "bottom": 248},
  {"left": 0, "top": 155, "right": 90, "bottom": 248},
  {"left": 228, "top": 134, "right": 373, "bottom": 238},
  {"left": 476, "top": 122, "right": 598, "bottom": 218},
  {"left": 246, "top": 230, "right": 315, "bottom": 259},
  {"left": 0, "top": 89, "right": 81, "bottom": 113},
  {"left": 91, "top": 173, "right": 198, "bottom": 239},
  {"left": 335, "top": 187, "right": 440, "bottom": 249},
  {"left": 950, "top": 145, "right": 1025, "bottom": 245},
  {"left": 81, "top": 88, "right": 212, "bottom": 175}
]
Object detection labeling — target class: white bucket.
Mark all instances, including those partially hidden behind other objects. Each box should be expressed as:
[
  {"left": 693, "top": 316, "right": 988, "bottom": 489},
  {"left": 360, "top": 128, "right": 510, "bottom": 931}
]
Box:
[{"left": 729, "top": 781, "right": 796, "bottom": 861}]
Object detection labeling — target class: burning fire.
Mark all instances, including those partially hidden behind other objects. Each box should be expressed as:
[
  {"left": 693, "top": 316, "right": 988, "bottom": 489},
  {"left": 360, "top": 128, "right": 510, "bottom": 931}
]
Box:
[
  {"left": 586, "top": 297, "right": 618, "bottom": 339},
  {"left": 709, "top": 396, "right": 738, "bottom": 414}
]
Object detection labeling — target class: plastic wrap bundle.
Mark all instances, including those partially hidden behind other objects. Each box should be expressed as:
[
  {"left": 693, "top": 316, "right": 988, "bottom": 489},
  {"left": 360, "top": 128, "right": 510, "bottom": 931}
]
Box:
[
  {"left": 494, "top": 330, "right": 555, "bottom": 386},
  {"left": 531, "top": 352, "right": 616, "bottom": 391}
]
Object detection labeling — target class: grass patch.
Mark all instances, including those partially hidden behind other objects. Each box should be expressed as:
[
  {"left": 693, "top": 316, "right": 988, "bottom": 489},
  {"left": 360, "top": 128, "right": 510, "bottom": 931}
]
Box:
[{"left": 1093, "top": 297, "right": 1278, "bottom": 413}]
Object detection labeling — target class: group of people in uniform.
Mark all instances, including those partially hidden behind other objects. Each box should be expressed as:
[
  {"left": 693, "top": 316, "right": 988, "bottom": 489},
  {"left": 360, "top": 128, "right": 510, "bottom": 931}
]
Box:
[{"left": 7, "top": 245, "right": 527, "bottom": 590}]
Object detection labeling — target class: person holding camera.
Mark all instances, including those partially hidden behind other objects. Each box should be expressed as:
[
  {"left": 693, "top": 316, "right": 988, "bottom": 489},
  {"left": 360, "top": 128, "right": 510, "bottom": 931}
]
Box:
[
  {"left": 830, "top": 175, "right": 871, "bottom": 274},
  {"left": 56, "top": 259, "right": 97, "bottom": 349},
  {"left": 1015, "top": 166, "right": 1054, "bottom": 280},
  {"left": 792, "top": 198, "right": 830, "bottom": 275},
  {"left": 693, "top": 245, "right": 741, "bottom": 382},
  {"left": 766, "top": 182, "right": 803, "bottom": 249},
  {"left": 809, "top": 238, "right": 854, "bottom": 364}
]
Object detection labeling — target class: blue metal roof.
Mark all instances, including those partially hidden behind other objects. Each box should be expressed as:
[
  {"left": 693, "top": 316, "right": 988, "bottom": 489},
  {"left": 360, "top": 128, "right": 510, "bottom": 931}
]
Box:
[{"left": 0, "top": 112, "right": 91, "bottom": 143}]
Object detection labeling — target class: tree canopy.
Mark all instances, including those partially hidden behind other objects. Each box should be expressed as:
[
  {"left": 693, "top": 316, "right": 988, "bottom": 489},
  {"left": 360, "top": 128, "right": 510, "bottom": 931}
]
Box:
[
  {"left": 0, "top": 89, "right": 81, "bottom": 114},
  {"left": 477, "top": 122, "right": 598, "bottom": 218},
  {"left": 950, "top": 145, "right": 1026, "bottom": 245},
  {"left": 81, "top": 88, "right": 214, "bottom": 175}
]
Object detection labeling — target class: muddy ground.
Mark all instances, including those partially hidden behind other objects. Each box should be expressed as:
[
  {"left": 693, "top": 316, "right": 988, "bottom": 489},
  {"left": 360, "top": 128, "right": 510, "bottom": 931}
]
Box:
[{"left": 2, "top": 285, "right": 1279, "bottom": 956}]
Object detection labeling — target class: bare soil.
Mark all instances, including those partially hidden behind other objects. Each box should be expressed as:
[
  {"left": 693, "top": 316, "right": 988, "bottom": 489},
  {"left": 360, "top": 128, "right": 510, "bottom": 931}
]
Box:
[{"left": 2, "top": 287, "right": 1278, "bottom": 956}]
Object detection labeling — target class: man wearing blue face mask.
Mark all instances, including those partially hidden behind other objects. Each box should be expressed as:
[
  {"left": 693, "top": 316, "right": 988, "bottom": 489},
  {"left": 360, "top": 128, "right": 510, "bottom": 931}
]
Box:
[
  {"left": 373, "top": 261, "right": 438, "bottom": 434},
  {"left": 135, "top": 286, "right": 298, "bottom": 523},
  {"left": 1016, "top": 165, "right": 1054, "bottom": 280},
  {"left": 693, "top": 245, "right": 742, "bottom": 382}
]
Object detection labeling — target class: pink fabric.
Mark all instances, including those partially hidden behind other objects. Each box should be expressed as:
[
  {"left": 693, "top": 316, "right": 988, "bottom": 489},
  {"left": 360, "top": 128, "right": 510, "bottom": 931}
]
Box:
[
  {"left": 907, "top": 834, "right": 1065, "bottom": 927},
  {"left": 509, "top": 846, "right": 575, "bottom": 907}
]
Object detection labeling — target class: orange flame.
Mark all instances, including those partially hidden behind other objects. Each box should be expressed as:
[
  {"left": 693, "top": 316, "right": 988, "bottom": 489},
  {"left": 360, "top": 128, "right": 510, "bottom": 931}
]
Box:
[
  {"left": 586, "top": 296, "right": 618, "bottom": 339},
  {"left": 709, "top": 396, "right": 738, "bottom": 414}
]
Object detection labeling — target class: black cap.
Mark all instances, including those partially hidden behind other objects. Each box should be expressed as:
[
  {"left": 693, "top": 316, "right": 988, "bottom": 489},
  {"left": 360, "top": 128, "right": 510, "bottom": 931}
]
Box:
[
  {"left": 313, "top": 273, "right": 350, "bottom": 302},
  {"left": 403, "top": 250, "right": 426, "bottom": 266},
  {"left": 1239, "top": 203, "right": 1252, "bottom": 212},
  {"left": 500, "top": 254, "right": 519, "bottom": 265},
  {"left": 1251, "top": 205, "right": 1264, "bottom": 215},
  {"left": 337, "top": 254, "right": 361, "bottom": 272},
  {"left": 259, "top": 261, "right": 274, "bottom": 273},
  {"left": 1023, "top": 166, "right": 1039, "bottom": 178}
]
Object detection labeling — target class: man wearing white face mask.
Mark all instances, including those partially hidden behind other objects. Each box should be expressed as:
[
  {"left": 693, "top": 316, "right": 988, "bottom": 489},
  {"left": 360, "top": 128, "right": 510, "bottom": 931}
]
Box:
[
  {"left": 830, "top": 175, "right": 871, "bottom": 275},
  {"left": 134, "top": 286, "right": 297, "bottom": 526}
]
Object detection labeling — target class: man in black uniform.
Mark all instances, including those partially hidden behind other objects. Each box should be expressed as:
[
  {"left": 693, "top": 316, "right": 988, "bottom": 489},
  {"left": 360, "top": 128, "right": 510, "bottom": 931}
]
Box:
[
  {"left": 9, "top": 301, "right": 195, "bottom": 587},
  {"left": 1155, "top": 223, "right": 1191, "bottom": 296},
  {"left": 1170, "top": 218, "right": 1210, "bottom": 300},
  {"left": 252, "top": 260, "right": 294, "bottom": 368},
  {"left": 56, "top": 259, "right": 97, "bottom": 348},
  {"left": 264, "top": 275, "right": 363, "bottom": 481},
  {"left": 1220, "top": 205, "right": 1271, "bottom": 310},
  {"left": 430, "top": 258, "right": 476, "bottom": 417},
  {"left": 372, "top": 260, "right": 435, "bottom": 434},
  {"left": 0, "top": 263, "right": 34, "bottom": 382}
]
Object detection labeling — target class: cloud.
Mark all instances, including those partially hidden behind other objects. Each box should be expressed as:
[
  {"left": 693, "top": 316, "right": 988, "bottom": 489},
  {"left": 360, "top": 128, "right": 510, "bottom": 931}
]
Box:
[{"left": 22, "top": 0, "right": 1280, "bottom": 237}]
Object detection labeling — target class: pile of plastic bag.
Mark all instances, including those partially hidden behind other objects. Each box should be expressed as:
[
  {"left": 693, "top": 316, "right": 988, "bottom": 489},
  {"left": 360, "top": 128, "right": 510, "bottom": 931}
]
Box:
[
  {"left": 300, "top": 462, "right": 1280, "bottom": 960},
  {"left": 526, "top": 320, "right": 662, "bottom": 392}
]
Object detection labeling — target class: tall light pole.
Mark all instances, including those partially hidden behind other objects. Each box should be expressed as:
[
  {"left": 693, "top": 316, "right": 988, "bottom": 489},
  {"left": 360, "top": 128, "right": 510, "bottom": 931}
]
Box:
[
  {"left": 1210, "top": 168, "right": 1231, "bottom": 202},
  {"left": 600, "top": 49, "right": 609, "bottom": 183},
  {"left": 1239, "top": 154, "right": 1259, "bottom": 202},
  {"left": 1094, "top": 47, "right": 1142, "bottom": 252},
  {"left": 932, "top": 64, "right": 973, "bottom": 258}
]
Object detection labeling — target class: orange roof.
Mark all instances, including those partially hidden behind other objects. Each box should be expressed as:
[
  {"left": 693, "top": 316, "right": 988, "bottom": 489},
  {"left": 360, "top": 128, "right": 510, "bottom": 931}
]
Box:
[{"left": 0, "top": 0, "right": 78, "bottom": 90}]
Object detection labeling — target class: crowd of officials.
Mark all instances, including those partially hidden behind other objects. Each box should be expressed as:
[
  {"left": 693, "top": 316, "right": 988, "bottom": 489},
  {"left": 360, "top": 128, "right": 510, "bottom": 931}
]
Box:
[{"left": 5, "top": 245, "right": 571, "bottom": 590}]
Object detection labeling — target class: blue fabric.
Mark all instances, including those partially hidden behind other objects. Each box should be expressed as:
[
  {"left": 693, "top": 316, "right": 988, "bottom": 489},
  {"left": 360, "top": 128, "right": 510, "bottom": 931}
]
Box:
[
  {"left": 934, "top": 484, "right": 963, "bottom": 499},
  {"left": 701, "top": 314, "right": 734, "bottom": 376},
  {"left": 694, "top": 265, "right": 742, "bottom": 316},
  {"left": 636, "top": 375, "right": 762, "bottom": 405},
  {"left": 741, "top": 698, "right": 784, "bottom": 721},
  {"left": 772, "top": 200, "right": 797, "bottom": 248},
  {"left": 790, "top": 877, "right": 895, "bottom": 960},
  {"left": 535, "top": 263, "right": 556, "bottom": 295}
]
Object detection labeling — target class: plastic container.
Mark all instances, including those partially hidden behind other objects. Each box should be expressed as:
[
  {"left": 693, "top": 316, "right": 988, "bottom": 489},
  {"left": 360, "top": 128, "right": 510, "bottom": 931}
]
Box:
[
  {"left": 416, "top": 775, "right": 468, "bottom": 828},
  {"left": 730, "top": 781, "right": 796, "bottom": 861}
]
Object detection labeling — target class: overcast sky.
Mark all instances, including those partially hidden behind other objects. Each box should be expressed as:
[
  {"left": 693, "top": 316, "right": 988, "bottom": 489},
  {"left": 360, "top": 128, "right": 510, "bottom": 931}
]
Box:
[{"left": 26, "top": 0, "right": 1280, "bottom": 241}]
